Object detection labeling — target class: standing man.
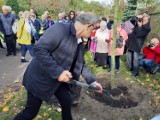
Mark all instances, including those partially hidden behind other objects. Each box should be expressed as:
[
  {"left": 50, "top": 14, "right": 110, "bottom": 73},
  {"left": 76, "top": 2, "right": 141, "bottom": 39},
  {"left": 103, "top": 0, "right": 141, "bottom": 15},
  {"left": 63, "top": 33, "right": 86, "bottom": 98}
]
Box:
[
  {"left": 107, "top": 13, "right": 114, "bottom": 30},
  {"left": 126, "top": 14, "right": 151, "bottom": 77},
  {"left": 13, "top": 12, "right": 102, "bottom": 120},
  {"left": 0, "top": 5, "right": 16, "bottom": 56}
]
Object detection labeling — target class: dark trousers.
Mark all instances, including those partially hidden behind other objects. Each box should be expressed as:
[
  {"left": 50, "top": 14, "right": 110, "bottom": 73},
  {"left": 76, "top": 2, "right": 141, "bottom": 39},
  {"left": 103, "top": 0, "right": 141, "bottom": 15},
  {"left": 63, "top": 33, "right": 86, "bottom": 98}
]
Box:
[
  {"left": 0, "top": 40, "right": 3, "bottom": 48},
  {"left": 4, "top": 34, "right": 16, "bottom": 54},
  {"left": 108, "top": 56, "right": 120, "bottom": 70},
  {"left": 13, "top": 84, "right": 73, "bottom": 120},
  {"left": 21, "top": 45, "right": 34, "bottom": 57},
  {"left": 126, "top": 50, "right": 139, "bottom": 74}
]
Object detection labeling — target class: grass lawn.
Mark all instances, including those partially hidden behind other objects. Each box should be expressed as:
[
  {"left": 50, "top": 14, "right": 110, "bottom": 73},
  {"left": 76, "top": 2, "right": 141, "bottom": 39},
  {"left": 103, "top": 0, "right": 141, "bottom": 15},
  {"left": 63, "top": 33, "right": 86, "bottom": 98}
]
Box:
[{"left": 0, "top": 50, "right": 159, "bottom": 120}]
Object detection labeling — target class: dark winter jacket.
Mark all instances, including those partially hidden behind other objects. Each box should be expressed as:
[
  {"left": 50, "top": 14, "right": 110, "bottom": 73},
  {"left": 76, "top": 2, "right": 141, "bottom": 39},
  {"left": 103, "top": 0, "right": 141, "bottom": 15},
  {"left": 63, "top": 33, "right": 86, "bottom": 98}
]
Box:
[
  {"left": 127, "top": 23, "right": 151, "bottom": 53},
  {"left": 22, "top": 23, "right": 96, "bottom": 101},
  {"left": 0, "top": 12, "right": 16, "bottom": 35}
]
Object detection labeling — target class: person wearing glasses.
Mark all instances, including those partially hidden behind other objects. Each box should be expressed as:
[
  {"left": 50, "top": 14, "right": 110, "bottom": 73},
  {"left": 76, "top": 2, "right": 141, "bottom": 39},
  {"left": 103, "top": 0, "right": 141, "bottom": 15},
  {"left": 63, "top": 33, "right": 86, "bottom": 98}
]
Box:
[{"left": 13, "top": 12, "right": 102, "bottom": 120}]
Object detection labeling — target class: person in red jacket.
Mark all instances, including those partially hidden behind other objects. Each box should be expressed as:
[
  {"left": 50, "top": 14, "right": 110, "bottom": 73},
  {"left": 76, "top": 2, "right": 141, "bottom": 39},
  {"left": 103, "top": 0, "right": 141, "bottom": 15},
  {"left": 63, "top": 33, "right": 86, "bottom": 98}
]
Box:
[{"left": 139, "top": 38, "right": 160, "bottom": 73}]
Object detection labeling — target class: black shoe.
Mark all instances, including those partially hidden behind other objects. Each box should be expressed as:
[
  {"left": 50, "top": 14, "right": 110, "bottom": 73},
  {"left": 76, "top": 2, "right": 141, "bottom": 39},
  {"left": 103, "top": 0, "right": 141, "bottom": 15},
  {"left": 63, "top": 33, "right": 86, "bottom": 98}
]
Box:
[
  {"left": 102, "top": 66, "right": 107, "bottom": 69},
  {"left": 72, "top": 100, "right": 80, "bottom": 106},
  {"left": 0, "top": 46, "right": 5, "bottom": 49},
  {"left": 13, "top": 52, "right": 16, "bottom": 56},
  {"left": 21, "top": 59, "right": 29, "bottom": 63},
  {"left": 128, "top": 68, "right": 133, "bottom": 71},
  {"left": 132, "top": 72, "right": 139, "bottom": 77},
  {"left": 6, "top": 53, "right": 11, "bottom": 56}
]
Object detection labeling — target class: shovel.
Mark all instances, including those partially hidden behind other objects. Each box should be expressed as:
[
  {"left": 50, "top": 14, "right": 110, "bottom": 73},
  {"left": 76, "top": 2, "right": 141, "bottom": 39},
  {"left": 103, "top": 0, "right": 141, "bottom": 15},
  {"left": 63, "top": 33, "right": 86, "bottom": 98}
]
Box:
[{"left": 68, "top": 79, "right": 122, "bottom": 96}]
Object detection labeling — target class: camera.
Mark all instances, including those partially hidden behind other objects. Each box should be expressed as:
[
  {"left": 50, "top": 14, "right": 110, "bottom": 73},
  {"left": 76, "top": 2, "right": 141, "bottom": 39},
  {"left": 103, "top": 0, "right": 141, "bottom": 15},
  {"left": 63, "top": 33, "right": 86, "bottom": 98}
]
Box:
[
  {"left": 148, "top": 43, "right": 155, "bottom": 48},
  {"left": 138, "top": 18, "right": 143, "bottom": 22}
]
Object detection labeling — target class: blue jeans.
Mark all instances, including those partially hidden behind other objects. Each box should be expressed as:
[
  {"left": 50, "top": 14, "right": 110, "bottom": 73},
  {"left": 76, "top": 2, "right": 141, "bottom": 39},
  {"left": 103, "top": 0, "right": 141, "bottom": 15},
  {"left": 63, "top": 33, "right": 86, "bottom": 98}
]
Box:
[
  {"left": 108, "top": 56, "right": 120, "bottom": 70},
  {"left": 21, "top": 45, "right": 33, "bottom": 57},
  {"left": 139, "top": 59, "right": 154, "bottom": 72}
]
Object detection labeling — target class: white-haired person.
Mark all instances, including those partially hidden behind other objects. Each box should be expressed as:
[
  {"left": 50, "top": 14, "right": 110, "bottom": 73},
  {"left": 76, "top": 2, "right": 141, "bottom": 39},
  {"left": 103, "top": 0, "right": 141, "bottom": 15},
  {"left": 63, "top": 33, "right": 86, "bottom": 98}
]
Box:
[
  {"left": 0, "top": 5, "right": 16, "bottom": 56},
  {"left": 56, "top": 13, "right": 66, "bottom": 24},
  {"left": 13, "top": 12, "right": 102, "bottom": 120},
  {"left": 139, "top": 38, "right": 160, "bottom": 73},
  {"left": 17, "top": 10, "right": 34, "bottom": 62},
  {"left": 94, "top": 20, "right": 110, "bottom": 69}
]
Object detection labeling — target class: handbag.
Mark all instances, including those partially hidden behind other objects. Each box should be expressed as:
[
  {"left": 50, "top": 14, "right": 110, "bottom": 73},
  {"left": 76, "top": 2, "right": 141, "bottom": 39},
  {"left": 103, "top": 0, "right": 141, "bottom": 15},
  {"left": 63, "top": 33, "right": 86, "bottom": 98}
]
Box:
[{"left": 116, "top": 29, "right": 124, "bottom": 48}]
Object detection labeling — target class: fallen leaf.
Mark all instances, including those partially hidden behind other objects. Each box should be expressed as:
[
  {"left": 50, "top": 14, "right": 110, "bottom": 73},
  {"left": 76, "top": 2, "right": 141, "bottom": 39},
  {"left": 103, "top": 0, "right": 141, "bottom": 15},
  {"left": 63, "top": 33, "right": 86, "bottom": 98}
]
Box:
[
  {"left": 43, "top": 112, "right": 49, "bottom": 117},
  {"left": 2, "top": 106, "right": 9, "bottom": 112},
  {"left": 48, "top": 108, "right": 52, "bottom": 111},
  {"left": 14, "top": 80, "right": 20, "bottom": 83},
  {"left": 36, "top": 115, "right": 42, "bottom": 119},
  {"left": 6, "top": 84, "right": 12, "bottom": 87},
  {"left": 56, "top": 107, "right": 62, "bottom": 112},
  {"left": 139, "top": 117, "right": 143, "bottom": 120}
]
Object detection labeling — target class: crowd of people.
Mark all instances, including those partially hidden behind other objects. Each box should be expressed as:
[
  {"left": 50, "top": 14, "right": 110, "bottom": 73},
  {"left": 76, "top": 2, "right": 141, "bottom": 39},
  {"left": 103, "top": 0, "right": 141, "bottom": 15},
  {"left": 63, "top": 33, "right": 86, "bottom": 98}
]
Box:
[
  {"left": 0, "top": 6, "right": 79, "bottom": 62},
  {"left": 0, "top": 5, "right": 160, "bottom": 120}
]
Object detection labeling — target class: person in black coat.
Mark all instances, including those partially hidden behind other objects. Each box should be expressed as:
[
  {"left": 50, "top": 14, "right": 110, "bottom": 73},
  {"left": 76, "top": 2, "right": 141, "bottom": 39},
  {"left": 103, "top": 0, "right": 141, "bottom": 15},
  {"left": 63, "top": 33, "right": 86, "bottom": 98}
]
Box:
[
  {"left": 126, "top": 14, "right": 151, "bottom": 77},
  {"left": 107, "top": 13, "right": 114, "bottom": 30},
  {"left": 68, "top": 10, "right": 76, "bottom": 24},
  {"left": 30, "top": 13, "right": 40, "bottom": 43},
  {"left": 13, "top": 12, "right": 102, "bottom": 120}
]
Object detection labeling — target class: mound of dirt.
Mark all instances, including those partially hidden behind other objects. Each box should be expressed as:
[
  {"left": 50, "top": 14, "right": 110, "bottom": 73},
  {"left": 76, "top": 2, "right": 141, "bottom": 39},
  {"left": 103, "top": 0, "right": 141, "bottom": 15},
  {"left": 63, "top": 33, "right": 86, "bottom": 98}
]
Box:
[{"left": 72, "top": 75, "right": 160, "bottom": 120}]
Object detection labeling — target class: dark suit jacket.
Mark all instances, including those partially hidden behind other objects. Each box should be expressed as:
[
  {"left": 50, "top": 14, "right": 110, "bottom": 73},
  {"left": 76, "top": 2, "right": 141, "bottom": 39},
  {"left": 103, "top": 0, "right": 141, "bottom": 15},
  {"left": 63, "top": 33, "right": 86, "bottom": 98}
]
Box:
[
  {"left": 128, "top": 23, "right": 151, "bottom": 53},
  {"left": 22, "top": 23, "right": 96, "bottom": 101}
]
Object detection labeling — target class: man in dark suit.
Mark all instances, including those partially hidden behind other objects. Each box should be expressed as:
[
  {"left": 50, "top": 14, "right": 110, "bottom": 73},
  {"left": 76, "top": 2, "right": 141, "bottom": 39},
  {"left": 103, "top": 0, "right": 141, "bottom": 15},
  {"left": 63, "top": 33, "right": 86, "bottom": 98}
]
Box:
[
  {"left": 126, "top": 14, "right": 151, "bottom": 77},
  {"left": 14, "top": 12, "right": 102, "bottom": 120}
]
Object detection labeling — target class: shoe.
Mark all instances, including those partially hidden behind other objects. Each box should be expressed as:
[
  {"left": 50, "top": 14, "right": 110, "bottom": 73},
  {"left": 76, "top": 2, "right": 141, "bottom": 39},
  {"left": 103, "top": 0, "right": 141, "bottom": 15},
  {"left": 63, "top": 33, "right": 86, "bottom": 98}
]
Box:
[
  {"left": 72, "top": 100, "right": 80, "bottom": 106},
  {"left": 132, "top": 72, "right": 139, "bottom": 77},
  {"left": 13, "top": 52, "right": 16, "bottom": 56},
  {"left": 128, "top": 68, "right": 133, "bottom": 71},
  {"left": 115, "top": 69, "right": 119, "bottom": 73},
  {"left": 21, "top": 59, "right": 29, "bottom": 63},
  {"left": 0, "top": 46, "right": 5, "bottom": 49},
  {"left": 102, "top": 66, "right": 107, "bottom": 69},
  {"left": 6, "top": 53, "right": 12, "bottom": 56}
]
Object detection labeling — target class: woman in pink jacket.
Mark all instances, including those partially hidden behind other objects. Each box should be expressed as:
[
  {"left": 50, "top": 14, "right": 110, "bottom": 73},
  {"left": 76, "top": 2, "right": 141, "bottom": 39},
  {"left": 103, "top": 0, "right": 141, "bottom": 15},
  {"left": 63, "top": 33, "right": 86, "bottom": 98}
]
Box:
[{"left": 108, "top": 23, "right": 128, "bottom": 72}]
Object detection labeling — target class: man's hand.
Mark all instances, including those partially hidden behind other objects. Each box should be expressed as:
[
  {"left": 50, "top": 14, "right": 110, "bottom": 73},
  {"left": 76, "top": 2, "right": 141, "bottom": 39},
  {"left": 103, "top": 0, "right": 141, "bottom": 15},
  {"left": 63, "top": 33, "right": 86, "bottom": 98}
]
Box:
[
  {"left": 91, "top": 82, "right": 103, "bottom": 93},
  {"left": 137, "top": 21, "right": 142, "bottom": 27},
  {"left": 150, "top": 46, "right": 156, "bottom": 50},
  {"left": 58, "top": 70, "right": 72, "bottom": 83}
]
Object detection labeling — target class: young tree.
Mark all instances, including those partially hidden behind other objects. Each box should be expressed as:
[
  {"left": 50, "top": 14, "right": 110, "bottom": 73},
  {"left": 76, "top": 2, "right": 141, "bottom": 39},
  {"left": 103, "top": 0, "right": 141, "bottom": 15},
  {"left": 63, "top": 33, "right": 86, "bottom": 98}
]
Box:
[{"left": 110, "top": 0, "right": 119, "bottom": 88}]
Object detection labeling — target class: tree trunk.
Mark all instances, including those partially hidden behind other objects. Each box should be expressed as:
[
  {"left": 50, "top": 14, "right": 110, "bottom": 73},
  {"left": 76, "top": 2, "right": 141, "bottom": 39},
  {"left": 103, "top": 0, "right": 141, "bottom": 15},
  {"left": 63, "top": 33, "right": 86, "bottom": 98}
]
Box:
[{"left": 111, "top": 0, "right": 119, "bottom": 88}]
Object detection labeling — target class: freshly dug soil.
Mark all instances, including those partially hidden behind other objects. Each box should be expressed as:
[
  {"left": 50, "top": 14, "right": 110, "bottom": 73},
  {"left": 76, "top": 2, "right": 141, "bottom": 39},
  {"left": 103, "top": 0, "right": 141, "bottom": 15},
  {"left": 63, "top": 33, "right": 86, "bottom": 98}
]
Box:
[{"left": 72, "top": 75, "right": 160, "bottom": 120}]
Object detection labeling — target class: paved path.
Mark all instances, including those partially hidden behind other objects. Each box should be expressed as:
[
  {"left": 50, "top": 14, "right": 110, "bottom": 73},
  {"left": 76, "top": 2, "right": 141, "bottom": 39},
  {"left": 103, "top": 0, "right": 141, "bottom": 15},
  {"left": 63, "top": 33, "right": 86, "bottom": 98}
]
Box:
[{"left": 0, "top": 44, "right": 31, "bottom": 91}]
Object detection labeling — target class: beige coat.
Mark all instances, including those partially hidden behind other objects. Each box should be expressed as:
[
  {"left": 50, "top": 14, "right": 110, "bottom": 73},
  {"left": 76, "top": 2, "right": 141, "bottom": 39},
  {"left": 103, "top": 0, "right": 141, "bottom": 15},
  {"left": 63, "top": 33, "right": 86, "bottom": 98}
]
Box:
[{"left": 95, "top": 28, "right": 110, "bottom": 53}]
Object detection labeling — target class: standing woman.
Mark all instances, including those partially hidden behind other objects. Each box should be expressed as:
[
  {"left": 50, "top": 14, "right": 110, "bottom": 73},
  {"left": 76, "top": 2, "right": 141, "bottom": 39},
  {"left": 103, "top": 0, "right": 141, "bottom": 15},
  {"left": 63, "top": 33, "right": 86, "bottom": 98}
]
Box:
[
  {"left": 17, "top": 10, "right": 33, "bottom": 62},
  {"left": 39, "top": 14, "right": 49, "bottom": 37},
  {"left": 68, "top": 11, "right": 76, "bottom": 24},
  {"left": 108, "top": 23, "right": 128, "bottom": 72},
  {"left": 95, "top": 21, "right": 110, "bottom": 69}
]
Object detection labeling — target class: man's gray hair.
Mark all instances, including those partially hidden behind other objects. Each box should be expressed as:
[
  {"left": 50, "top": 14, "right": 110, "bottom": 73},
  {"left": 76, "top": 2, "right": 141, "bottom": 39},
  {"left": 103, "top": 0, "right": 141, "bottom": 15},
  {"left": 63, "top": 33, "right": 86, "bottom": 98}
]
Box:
[
  {"left": 143, "top": 13, "right": 150, "bottom": 19},
  {"left": 2, "top": 5, "right": 12, "bottom": 12},
  {"left": 76, "top": 12, "right": 99, "bottom": 25}
]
